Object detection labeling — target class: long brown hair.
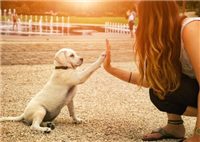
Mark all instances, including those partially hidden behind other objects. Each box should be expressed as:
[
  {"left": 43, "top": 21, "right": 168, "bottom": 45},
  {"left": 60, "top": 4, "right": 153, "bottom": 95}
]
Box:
[{"left": 134, "top": 1, "right": 182, "bottom": 100}]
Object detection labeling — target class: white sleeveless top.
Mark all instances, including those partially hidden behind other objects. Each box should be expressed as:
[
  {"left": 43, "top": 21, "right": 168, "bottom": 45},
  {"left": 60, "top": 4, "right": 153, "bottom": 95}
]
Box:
[{"left": 180, "top": 17, "right": 200, "bottom": 78}]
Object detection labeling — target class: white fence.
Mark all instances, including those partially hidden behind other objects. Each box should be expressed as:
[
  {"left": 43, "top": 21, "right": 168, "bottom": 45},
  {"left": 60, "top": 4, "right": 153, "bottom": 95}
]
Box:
[{"left": 105, "top": 22, "right": 136, "bottom": 34}]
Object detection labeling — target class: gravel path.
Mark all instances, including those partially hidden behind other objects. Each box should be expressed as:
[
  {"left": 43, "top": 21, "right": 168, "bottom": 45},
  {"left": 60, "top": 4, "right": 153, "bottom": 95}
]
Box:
[
  {"left": 1, "top": 63, "right": 196, "bottom": 142},
  {"left": 0, "top": 35, "right": 197, "bottom": 142}
]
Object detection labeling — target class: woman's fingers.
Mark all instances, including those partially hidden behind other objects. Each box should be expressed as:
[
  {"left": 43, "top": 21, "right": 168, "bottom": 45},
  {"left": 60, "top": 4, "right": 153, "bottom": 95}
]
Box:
[
  {"left": 106, "top": 39, "right": 111, "bottom": 60},
  {"left": 104, "top": 39, "right": 111, "bottom": 69},
  {"left": 106, "top": 39, "right": 110, "bottom": 56}
]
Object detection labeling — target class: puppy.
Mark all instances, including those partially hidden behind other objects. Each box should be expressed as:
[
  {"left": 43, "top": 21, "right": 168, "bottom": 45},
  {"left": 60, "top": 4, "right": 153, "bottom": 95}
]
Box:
[{"left": 0, "top": 48, "right": 106, "bottom": 133}]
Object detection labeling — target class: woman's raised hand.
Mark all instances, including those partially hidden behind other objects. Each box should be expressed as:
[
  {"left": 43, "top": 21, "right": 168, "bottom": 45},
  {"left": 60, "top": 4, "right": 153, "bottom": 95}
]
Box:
[{"left": 103, "top": 39, "right": 112, "bottom": 71}]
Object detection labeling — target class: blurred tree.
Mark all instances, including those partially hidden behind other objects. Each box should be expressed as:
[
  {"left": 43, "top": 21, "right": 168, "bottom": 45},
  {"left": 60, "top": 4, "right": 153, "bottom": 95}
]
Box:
[
  {"left": 177, "top": 1, "right": 199, "bottom": 11},
  {"left": 187, "top": 1, "right": 199, "bottom": 9}
]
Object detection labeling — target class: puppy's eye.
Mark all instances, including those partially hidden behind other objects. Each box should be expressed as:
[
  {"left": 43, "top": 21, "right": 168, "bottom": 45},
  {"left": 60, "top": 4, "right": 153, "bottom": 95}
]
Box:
[{"left": 70, "top": 54, "right": 74, "bottom": 57}]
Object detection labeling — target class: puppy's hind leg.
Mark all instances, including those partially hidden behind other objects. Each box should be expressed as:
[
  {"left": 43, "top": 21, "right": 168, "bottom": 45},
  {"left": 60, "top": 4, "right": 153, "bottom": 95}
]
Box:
[
  {"left": 30, "top": 107, "right": 51, "bottom": 133},
  {"left": 67, "top": 100, "right": 83, "bottom": 124}
]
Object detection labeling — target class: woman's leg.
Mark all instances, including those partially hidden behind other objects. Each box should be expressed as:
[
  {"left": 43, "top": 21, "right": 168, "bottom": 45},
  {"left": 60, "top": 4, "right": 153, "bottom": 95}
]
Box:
[
  {"left": 143, "top": 107, "right": 197, "bottom": 140},
  {"left": 143, "top": 113, "right": 185, "bottom": 140},
  {"left": 183, "top": 106, "right": 197, "bottom": 117},
  {"left": 143, "top": 73, "right": 199, "bottom": 140}
]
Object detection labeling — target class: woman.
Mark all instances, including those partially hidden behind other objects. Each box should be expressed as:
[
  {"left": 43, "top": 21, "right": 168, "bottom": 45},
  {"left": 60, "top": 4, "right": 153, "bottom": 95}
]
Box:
[{"left": 104, "top": 1, "right": 200, "bottom": 142}]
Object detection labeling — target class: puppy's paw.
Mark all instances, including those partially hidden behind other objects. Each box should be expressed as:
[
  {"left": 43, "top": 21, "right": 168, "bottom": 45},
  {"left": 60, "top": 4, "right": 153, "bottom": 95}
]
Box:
[
  {"left": 100, "top": 52, "right": 106, "bottom": 59},
  {"left": 98, "top": 51, "right": 106, "bottom": 63},
  {"left": 47, "top": 122, "right": 55, "bottom": 130},
  {"left": 44, "top": 127, "right": 51, "bottom": 133},
  {"left": 73, "top": 118, "right": 84, "bottom": 124}
]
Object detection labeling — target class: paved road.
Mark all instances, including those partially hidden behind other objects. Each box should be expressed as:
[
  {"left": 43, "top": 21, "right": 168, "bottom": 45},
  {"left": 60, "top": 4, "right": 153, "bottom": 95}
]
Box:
[{"left": 1, "top": 33, "right": 135, "bottom": 65}]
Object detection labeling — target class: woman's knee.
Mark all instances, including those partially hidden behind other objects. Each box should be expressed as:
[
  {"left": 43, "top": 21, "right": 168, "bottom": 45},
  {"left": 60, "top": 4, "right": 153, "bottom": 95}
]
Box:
[
  {"left": 149, "top": 88, "right": 187, "bottom": 115},
  {"left": 149, "top": 89, "right": 168, "bottom": 112}
]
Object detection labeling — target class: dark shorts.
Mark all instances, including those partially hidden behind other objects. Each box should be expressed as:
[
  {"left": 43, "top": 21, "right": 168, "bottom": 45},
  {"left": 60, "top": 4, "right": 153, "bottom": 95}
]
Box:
[
  {"left": 129, "top": 21, "right": 134, "bottom": 30},
  {"left": 149, "top": 73, "right": 199, "bottom": 115}
]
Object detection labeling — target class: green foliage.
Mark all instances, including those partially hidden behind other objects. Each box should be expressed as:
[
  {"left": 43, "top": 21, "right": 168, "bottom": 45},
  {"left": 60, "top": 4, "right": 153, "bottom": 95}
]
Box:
[
  {"left": 2, "top": 1, "right": 199, "bottom": 17},
  {"left": 186, "top": 1, "right": 199, "bottom": 10},
  {"left": 177, "top": 1, "right": 199, "bottom": 11},
  {"left": 195, "top": 8, "right": 200, "bottom": 16}
]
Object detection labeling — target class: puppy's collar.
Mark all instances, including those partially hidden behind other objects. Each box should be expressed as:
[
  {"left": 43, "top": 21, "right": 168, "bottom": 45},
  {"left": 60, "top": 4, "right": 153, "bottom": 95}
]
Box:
[{"left": 55, "top": 66, "right": 70, "bottom": 70}]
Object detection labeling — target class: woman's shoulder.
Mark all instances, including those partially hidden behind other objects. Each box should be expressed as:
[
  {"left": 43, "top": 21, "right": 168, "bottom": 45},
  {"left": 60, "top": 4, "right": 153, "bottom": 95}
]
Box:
[
  {"left": 182, "top": 17, "right": 200, "bottom": 27},
  {"left": 182, "top": 17, "right": 200, "bottom": 35},
  {"left": 182, "top": 17, "right": 199, "bottom": 52}
]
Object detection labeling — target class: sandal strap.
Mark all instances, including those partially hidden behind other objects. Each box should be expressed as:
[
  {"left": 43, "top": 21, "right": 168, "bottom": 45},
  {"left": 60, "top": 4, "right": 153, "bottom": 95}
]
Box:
[
  {"left": 142, "top": 127, "right": 185, "bottom": 141},
  {"left": 168, "top": 120, "right": 184, "bottom": 125},
  {"left": 151, "top": 127, "right": 174, "bottom": 137}
]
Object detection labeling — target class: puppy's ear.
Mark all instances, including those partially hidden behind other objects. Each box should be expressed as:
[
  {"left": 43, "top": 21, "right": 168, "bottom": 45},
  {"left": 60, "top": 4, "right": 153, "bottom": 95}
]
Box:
[{"left": 54, "top": 51, "right": 68, "bottom": 66}]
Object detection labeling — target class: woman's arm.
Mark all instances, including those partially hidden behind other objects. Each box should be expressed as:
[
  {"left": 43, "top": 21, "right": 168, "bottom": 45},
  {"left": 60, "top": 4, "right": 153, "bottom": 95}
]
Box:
[
  {"left": 103, "top": 39, "right": 149, "bottom": 87},
  {"left": 182, "top": 20, "right": 200, "bottom": 142}
]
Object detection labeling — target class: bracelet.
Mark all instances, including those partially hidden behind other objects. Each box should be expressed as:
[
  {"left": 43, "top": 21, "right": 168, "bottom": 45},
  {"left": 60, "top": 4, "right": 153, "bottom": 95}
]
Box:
[
  {"left": 195, "top": 127, "right": 200, "bottom": 135},
  {"left": 128, "top": 72, "right": 132, "bottom": 83}
]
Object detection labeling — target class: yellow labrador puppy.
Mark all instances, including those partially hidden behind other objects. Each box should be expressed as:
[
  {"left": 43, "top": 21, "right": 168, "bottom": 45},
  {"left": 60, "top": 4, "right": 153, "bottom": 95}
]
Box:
[{"left": 1, "top": 48, "right": 106, "bottom": 133}]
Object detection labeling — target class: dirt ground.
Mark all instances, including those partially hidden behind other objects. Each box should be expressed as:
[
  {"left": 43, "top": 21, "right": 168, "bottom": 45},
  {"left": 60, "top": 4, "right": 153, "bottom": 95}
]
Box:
[{"left": 0, "top": 37, "right": 197, "bottom": 142}]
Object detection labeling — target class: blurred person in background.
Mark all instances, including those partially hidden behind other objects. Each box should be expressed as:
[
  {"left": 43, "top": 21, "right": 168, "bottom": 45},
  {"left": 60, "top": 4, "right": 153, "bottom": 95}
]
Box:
[
  {"left": 127, "top": 6, "right": 137, "bottom": 38},
  {"left": 13, "top": 11, "right": 18, "bottom": 31}
]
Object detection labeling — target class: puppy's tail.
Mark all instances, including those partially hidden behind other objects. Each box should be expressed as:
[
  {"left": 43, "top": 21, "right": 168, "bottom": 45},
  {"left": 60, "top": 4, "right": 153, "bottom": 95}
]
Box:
[{"left": 0, "top": 113, "right": 24, "bottom": 122}]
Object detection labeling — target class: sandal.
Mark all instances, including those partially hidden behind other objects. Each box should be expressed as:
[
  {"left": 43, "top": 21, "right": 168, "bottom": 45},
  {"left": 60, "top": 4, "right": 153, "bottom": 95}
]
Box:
[
  {"left": 178, "top": 138, "right": 187, "bottom": 142},
  {"left": 142, "top": 120, "right": 185, "bottom": 141}
]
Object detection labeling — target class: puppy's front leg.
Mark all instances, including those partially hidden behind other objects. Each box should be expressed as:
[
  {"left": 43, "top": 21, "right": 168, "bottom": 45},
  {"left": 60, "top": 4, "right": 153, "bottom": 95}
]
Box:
[
  {"left": 67, "top": 100, "right": 83, "bottom": 124},
  {"left": 77, "top": 52, "right": 106, "bottom": 84}
]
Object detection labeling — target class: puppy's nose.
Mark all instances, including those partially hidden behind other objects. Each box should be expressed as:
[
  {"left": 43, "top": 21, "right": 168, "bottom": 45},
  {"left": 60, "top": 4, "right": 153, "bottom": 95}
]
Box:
[{"left": 80, "top": 58, "right": 83, "bottom": 62}]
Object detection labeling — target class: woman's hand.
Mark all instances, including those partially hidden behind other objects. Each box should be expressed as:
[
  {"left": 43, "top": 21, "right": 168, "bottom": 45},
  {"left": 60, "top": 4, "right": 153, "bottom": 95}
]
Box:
[
  {"left": 103, "top": 39, "right": 112, "bottom": 71},
  {"left": 102, "top": 39, "right": 142, "bottom": 86}
]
